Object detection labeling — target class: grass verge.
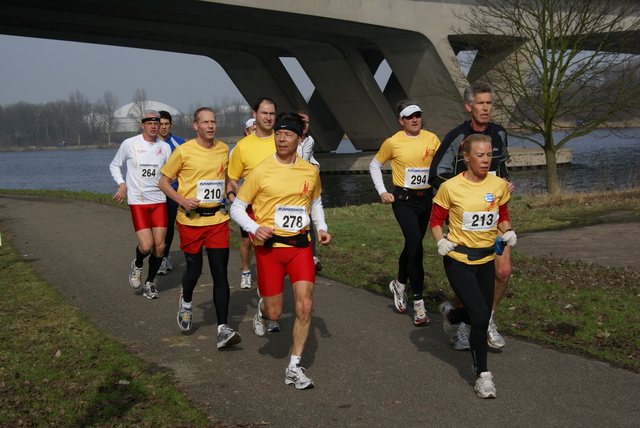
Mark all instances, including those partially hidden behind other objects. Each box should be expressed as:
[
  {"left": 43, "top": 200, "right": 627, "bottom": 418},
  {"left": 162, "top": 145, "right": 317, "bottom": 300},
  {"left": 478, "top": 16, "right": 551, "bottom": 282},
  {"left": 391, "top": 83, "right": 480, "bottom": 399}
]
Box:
[{"left": 0, "top": 241, "right": 220, "bottom": 427}]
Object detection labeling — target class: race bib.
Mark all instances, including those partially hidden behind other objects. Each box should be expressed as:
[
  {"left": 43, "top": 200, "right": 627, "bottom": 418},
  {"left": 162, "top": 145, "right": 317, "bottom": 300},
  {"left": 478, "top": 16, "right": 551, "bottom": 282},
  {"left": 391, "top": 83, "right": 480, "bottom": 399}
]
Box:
[
  {"left": 274, "top": 205, "right": 310, "bottom": 232},
  {"left": 137, "top": 163, "right": 160, "bottom": 180},
  {"left": 462, "top": 210, "right": 498, "bottom": 231},
  {"left": 403, "top": 167, "right": 429, "bottom": 188},
  {"left": 196, "top": 180, "right": 224, "bottom": 203}
]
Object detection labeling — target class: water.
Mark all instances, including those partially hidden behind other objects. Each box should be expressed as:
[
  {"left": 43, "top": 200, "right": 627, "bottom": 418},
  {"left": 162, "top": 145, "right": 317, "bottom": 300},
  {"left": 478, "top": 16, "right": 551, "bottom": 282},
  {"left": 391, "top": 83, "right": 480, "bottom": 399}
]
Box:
[
  {"left": 1, "top": 128, "right": 639, "bottom": 207},
  {"left": 508, "top": 128, "right": 640, "bottom": 194}
]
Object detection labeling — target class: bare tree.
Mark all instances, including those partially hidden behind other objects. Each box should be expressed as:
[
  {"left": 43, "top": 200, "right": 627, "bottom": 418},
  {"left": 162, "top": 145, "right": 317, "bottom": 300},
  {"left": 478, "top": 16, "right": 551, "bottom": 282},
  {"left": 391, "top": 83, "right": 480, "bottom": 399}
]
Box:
[
  {"left": 67, "top": 90, "right": 92, "bottom": 145},
  {"left": 96, "top": 90, "right": 119, "bottom": 144},
  {"left": 452, "top": 0, "right": 640, "bottom": 193},
  {"left": 131, "top": 88, "right": 149, "bottom": 120}
]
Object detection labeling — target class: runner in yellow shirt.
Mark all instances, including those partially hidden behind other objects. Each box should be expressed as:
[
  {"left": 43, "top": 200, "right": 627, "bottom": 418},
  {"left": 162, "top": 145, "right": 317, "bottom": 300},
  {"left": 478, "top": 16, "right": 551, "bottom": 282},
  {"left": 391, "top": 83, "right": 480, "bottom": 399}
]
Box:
[
  {"left": 430, "top": 134, "right": 517, "bottom": 398},
  {"left": 369, "top": 99, "right": 441, "bottom": 326},
  {"left": 227, "top": 97, "right": 276, "bottom": 291},
  {"left": 230, "top": 113, "right": 332, "bottom": 390},
  {"left": 159, "top": 107, "right": 241, "bottom": 350}
]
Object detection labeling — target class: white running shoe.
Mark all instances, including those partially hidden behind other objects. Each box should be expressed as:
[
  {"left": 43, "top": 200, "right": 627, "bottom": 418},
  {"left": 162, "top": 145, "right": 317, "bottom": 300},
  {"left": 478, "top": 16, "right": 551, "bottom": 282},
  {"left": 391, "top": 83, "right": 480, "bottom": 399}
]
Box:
[
  {"left": 240, "top": 272, "right": 252, "bottom": 289},
  {"left": 452, "top": 322, "right": 470, "bottom": 351},
  {"left": 177, "top": 294, "right": 192, "bottom": 332},
  {"left": 129, "top": 260, "right": 143, "bottom": 289},
  {"left": 217, "top": 325, "right": 241, "bottom": 349},
  {"left": 143, "top": 281, "right": 159, "bottom": 299},
  {"left": 438, "top": 301, "right": 458, "bottom": 336},
  {"left": 285, "top": 365, "right": 315, "bottom": 390},
  {"left": 487, "top": 319, "right": 506, "bottom": 349},
  {"left": 389, "top": 280, "right": 408, "bottom": 313},
  {"left": 413, "top": 300, "right": 430, "bottom": 326},
  {"left": 253, "top": 311, "right": 267, "bottom": 337},
  {"left": 474, "top": 371, "right": 497, "bottom": 398},
  {"left": 158, "top": 257, "right": 172, "bottom": 275}
]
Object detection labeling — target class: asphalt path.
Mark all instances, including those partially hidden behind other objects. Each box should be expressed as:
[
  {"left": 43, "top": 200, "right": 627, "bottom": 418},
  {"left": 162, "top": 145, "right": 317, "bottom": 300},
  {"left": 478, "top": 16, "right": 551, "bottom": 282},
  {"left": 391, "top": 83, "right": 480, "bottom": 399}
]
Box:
[{"left": 1, "top": 194, "right": 638, "bottom": 427}]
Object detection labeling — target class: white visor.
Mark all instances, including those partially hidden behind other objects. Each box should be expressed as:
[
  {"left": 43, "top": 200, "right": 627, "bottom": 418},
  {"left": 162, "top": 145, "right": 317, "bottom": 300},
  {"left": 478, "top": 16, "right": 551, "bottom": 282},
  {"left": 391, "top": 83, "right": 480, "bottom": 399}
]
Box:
[
  {"left": 245, "top": 118, "right": 256, "bottom": 128},
  {"left": 399, "top": 105, "right": 423, "bottom": 118}
]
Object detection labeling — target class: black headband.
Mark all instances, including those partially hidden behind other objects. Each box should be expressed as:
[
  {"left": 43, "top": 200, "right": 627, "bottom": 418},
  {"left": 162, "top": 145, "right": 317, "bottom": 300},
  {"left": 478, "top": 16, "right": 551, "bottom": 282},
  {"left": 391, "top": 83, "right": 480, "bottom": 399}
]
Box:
[
  {"left": 141, "top": 117, "right": 160, "bottom": 123},
  {"left": 274, "top": 119, "right": 303, "bottom": 137}
]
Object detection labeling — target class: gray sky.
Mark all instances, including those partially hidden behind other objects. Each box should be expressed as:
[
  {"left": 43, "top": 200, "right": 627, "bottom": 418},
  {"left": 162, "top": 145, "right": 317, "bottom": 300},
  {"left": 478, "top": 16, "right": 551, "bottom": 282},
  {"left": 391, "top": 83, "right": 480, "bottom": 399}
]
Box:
[{"left": 0, "top": 35, "right": 248, "bottom": 114}]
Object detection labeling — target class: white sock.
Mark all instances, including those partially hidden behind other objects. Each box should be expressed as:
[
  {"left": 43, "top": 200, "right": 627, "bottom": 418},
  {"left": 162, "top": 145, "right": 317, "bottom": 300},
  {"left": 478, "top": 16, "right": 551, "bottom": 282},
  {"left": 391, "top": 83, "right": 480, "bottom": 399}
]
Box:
[
  {"left": 490, "top": 310, "right": 495, "bottom": 323},
  {"left": 289, "top": 355, "right": 301, "bottom": 368},
  {"left": 181, "top": 298, "right": 192, "bottom": 310},
  {"left": 258, "top": 297, "right": 264, "bottom": 318}
]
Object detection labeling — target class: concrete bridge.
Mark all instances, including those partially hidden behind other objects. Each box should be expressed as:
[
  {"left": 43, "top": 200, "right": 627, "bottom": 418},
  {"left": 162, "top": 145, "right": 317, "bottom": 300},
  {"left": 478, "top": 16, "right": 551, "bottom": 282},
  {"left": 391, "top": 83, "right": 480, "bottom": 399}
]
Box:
[{"left": 0, "top": 0, "right": 638, "bottom": 153}]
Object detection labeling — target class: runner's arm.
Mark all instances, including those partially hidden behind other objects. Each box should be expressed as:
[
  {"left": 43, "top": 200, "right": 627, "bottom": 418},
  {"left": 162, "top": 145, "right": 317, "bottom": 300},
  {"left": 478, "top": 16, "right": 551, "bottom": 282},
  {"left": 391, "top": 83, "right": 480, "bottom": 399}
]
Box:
[{"left": 229, "top": 197, "right": 260, "bottom": 235}]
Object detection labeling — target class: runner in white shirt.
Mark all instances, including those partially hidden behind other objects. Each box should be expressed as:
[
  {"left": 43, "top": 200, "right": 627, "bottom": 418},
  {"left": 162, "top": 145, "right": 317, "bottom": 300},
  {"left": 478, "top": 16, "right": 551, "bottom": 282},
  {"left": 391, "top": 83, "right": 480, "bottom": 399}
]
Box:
[{"left": 109, "top": 110, "right": 172, "bottom": 299}]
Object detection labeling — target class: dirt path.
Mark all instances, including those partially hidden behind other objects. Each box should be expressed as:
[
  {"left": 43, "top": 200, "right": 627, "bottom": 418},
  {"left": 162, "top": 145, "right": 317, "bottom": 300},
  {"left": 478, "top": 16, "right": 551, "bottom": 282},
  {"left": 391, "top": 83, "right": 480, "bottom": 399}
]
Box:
[{"left": 1, "top": 194, "right": 638, "bottom": 427}]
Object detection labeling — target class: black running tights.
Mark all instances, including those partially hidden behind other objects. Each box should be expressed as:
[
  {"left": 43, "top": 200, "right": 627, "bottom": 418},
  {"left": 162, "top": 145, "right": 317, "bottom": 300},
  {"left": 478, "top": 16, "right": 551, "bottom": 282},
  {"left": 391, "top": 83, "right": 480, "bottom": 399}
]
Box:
[
  {"left": 391, "top": 195, "right": 432, "bottom": 298},
  {"left": 443, "top": 257, "right": 495, "bottom": 376},
  {"left": 181, "top": 248, "right": 230, "bottom": 326}
]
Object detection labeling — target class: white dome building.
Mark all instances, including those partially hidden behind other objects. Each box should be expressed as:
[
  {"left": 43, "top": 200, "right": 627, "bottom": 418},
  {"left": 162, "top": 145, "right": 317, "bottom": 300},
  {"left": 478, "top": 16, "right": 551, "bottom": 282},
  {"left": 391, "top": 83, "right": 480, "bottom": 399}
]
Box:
[{"left": 113, "top": 101, "right": 183, "bottom": 132}]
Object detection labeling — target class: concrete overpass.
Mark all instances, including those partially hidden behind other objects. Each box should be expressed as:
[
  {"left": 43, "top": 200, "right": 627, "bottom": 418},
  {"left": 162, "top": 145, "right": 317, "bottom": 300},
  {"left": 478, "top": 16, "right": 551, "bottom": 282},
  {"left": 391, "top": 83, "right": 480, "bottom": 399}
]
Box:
[
  {"left": 0, "top": 0, "right": 638, "bottom": 152},
  {"left": 0, "top": 0, "right": 473, "bottom": 152}
]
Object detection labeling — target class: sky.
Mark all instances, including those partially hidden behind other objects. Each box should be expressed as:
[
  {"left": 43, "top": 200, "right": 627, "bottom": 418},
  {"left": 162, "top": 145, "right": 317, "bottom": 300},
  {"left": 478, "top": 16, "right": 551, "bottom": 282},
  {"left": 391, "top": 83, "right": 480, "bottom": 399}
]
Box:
[{"left": 0, "top": 35, "right": 251, "bottom": 114}]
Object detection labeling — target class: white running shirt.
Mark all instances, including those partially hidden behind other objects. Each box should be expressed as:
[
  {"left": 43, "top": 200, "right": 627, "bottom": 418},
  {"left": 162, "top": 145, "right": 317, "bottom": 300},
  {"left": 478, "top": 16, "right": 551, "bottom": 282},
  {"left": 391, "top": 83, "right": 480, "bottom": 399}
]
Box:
[{"left": 109, "top": 134, "right": 171, "bottom": 205}]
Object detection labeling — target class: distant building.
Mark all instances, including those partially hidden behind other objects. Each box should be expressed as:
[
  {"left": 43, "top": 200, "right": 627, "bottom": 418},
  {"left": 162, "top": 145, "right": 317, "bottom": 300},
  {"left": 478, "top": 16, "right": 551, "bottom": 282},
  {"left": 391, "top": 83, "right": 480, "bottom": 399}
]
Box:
[{"left": 113, "top": 101, "right": 182, "bottom": 132}]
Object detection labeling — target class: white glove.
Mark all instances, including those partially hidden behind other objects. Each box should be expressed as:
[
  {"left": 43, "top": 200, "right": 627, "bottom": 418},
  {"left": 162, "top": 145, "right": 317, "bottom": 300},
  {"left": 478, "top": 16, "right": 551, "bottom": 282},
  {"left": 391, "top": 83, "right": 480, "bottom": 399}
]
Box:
[
  {"left": 437, "top": 238, "right": 457, "bottom": 256},
  {"left": 502, "top": 230, "right": 517, "bottom": 246}
]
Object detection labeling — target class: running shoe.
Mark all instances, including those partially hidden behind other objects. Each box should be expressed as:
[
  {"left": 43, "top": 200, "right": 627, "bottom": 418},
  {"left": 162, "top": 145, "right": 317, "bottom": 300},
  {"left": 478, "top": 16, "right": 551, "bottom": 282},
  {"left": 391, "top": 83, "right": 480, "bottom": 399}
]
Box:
[
  {"left": 240, "top": 272, "right": 252, "bottom": 289},
  {"left": 438, "top": 301, "right": 458, "bottom": 336},
  {"left": 217, "top": 325, "right": 241, "bottom": 349},
  {"left": 389, "top": 280, "right": 407, "bottom": 313},
  {"left": 253, "top": 311, "right": 268, "bottom": 337},
  {"left": 177, "top": 294, "right": 192, "bottom": 332},
  {"left": 413, "top": 300, "right": 430, "bottom": 326},
  {"left": 487, "top": 319, "right": 506, "bottom": 349},
  {"left": 284, "top": 365, "right": 315, "bottom": 390},
  {"left": 266, "top": 320, "right": 280, "bottom": 332},
  {"left": 313, "top": 256, "right": 323, "bottom": 272},
  {"left": 143, "top": 281, "right": 159, "bottom": 299},
  {"left": 452, "top": 322, "right": 471, "bottom": 351},
  {"left": 474, "top": 371, "right": 497, "bottom": 399},
  {"left": 158, "top": 257, "right": 172, "bottom": 275},
  {"left": 129, "top": 260, "right": 143, "bottom": 289}
]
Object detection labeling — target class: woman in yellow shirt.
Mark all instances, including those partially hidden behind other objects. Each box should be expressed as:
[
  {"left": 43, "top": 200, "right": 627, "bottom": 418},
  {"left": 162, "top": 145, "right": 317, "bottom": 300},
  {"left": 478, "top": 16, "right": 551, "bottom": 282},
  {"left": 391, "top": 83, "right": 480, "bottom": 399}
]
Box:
[
  {"left": 369, "top": 99, "right": 441, "bottom": 326},
  {"left": 430, "top": 134, "right": 517, "bottom": 399}
]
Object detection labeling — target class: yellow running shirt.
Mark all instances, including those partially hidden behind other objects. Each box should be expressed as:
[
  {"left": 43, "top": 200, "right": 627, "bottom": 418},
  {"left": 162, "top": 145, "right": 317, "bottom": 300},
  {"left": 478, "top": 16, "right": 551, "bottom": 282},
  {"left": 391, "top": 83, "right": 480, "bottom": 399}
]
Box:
[
  {"left": 374, "top": 130, "right": 441, "bottom": 189},
  {"left": 237, "top": 155, "right": 322, "bottom": 247},
  {"left": 433, "top": 173, "right": 510, "bottom": 264},
  {"left": 160, "top": 139, "right": 230, "bottom": 227},
  {"left": 227, "top": 132, "right": 275, "bottom": 180}
]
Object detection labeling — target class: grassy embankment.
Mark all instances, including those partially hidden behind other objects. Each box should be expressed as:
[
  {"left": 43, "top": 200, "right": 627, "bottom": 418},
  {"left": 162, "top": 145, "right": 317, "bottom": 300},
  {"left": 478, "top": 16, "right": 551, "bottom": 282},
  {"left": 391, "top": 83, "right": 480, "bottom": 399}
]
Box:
[{"left": 1, "top": 188, "right": 639, "bottom": 426}]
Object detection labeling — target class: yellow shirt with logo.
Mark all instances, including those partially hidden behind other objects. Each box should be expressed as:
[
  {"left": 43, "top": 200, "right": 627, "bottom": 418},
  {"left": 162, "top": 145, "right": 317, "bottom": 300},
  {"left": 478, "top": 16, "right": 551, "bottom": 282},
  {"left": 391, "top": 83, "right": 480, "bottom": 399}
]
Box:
[
  {"left": 374, "top": 130, "right": 441, "bottom": 189},
  {"left": 227, "top": 132, "right": 275, "bottom": 180},
  {"left": 433, "top": 172, "right": 510, "bottom": 264},
  {"left": 237, "top": 155, "right": 322, "bottom": 247},
  {"left": 160, "top": 139, "right": 229, "bottom": 227}
]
